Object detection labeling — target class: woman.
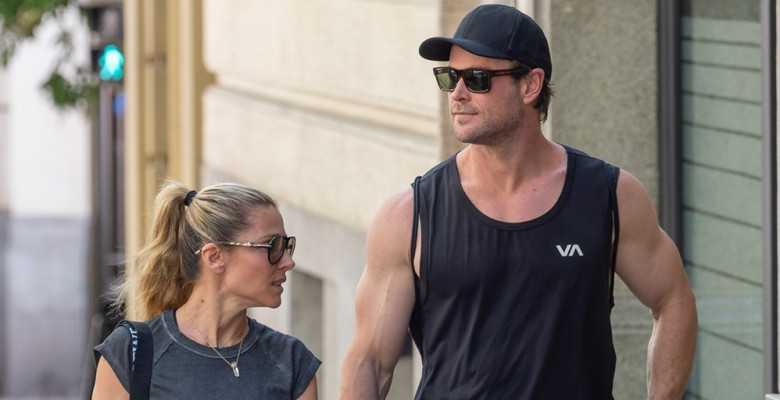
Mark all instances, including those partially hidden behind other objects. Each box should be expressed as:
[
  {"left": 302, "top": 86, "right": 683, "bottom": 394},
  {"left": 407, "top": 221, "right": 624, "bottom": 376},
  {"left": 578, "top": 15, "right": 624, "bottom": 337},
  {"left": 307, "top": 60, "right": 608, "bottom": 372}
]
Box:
[{"left": 92, "top": 180, "right": 320, "bottom": 399}]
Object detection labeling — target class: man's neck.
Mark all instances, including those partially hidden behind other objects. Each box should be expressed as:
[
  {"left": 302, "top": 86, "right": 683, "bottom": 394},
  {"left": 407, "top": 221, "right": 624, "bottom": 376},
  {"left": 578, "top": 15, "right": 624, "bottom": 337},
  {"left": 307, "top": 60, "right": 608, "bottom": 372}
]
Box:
[{"left": 457, "top": 134, "right": 564, "bottom": 191}]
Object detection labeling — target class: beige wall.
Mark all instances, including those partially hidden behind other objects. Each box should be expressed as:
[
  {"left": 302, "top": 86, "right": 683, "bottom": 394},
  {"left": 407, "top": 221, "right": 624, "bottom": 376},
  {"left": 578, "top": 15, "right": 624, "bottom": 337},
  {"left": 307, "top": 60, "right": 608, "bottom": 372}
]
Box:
[
  {"left": 202, "top": 0, "right": 443, "bottom": 232},
  {"left": 549, "top": 0, "right": 659, "bottom": 200}
]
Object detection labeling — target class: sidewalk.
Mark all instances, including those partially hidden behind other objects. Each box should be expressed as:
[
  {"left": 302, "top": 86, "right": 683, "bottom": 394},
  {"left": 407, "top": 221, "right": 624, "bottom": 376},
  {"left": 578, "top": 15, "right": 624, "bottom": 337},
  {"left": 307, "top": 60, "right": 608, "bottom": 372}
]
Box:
[{"left": 0, "top": 214, "right": 92, "bottom": 399}]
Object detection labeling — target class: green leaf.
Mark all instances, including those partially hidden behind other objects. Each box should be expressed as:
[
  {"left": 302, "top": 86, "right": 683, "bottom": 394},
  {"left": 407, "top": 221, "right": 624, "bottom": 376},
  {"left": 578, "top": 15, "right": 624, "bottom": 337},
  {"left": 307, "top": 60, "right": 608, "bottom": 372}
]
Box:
[
  {"left": 1, "top": 0, "right": 98, "bottom": 111},
  {"left": 41, "top": 70, "right": 98, "bottom": 110}
]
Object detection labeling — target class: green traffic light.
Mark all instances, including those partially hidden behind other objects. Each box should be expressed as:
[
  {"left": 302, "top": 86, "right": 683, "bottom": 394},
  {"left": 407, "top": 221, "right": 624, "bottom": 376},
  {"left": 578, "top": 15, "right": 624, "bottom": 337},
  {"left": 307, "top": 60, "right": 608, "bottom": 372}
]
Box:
[{"left": 99, "top": 44, "right": 124, "bottom": 81}]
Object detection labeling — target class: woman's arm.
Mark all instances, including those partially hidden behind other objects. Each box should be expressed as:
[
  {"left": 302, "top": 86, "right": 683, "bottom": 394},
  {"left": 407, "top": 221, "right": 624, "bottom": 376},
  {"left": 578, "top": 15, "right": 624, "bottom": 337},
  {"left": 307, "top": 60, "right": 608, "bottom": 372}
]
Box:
[
  {"left": 297, "top": 376, "right": 318, "bottom": 400},
  {"left": 91, "top": 357, "right": 129, "bottom": 400}
]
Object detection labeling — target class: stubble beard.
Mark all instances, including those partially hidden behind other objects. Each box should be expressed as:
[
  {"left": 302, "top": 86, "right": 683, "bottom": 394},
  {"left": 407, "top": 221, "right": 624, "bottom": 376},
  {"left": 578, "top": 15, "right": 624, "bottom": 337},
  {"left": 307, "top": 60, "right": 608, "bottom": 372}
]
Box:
[{"left": 451, "top": 104, "right": 525, "bottom": 146}]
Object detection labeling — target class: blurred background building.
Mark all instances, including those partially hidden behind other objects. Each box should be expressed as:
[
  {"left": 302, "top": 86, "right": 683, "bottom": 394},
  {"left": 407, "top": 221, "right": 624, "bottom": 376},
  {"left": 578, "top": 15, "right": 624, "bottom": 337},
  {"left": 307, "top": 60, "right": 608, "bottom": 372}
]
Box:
[
  {"left": 0, "top": 3, "right": 92, "bottom": 398},
  {"left": 0, "top": 0, "right": 777, "bottom": 399}
]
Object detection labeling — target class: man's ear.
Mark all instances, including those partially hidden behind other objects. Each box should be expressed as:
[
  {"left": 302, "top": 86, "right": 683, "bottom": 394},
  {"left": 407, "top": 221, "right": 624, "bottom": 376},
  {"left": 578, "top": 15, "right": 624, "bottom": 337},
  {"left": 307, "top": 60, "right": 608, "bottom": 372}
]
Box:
[
  {"left": 199, "top": 243, "right": 226, "bottom": 273},
  {"left": 522, "top": 68, "right": 545, "bottom": 106}
]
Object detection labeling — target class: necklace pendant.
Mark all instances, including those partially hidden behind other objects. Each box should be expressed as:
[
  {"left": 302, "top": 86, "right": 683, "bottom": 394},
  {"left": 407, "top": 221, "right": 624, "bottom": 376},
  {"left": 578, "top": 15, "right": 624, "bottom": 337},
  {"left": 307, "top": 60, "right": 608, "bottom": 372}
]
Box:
[{"left": 230, "top": 362, "right": 239, "bottom": 378}]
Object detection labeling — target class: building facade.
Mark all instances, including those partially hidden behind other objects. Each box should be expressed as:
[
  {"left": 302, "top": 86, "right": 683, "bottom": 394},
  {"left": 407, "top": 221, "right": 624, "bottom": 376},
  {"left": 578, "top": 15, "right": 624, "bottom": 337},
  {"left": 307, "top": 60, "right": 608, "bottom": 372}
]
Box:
[{"left": 113, "top": 0, "right": 779, "bottom": 399}]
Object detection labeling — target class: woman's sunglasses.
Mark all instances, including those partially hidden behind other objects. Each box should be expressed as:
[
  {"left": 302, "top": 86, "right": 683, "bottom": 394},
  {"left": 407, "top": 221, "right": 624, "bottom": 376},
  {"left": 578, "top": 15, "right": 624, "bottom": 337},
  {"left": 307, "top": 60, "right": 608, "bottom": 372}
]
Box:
[
  {"left": 432, "top": 66, "right": 529, "bottom": 93},
  {"left": 198, "top": 235, "right": 296, "bottom": 264}
]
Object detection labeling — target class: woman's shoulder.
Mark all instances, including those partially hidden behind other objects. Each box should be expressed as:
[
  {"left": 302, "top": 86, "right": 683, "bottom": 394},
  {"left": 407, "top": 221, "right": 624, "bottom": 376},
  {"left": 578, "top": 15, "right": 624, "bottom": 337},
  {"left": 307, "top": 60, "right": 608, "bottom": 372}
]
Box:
[
  {"left": 248, "top": 317, "right": 300, "bottom": 344},
  {"left": 247, "top": 318, "right": 317, "bottom": 357},
  {"left": 245, "top": 318, "right": 321, "bottom": 396}
]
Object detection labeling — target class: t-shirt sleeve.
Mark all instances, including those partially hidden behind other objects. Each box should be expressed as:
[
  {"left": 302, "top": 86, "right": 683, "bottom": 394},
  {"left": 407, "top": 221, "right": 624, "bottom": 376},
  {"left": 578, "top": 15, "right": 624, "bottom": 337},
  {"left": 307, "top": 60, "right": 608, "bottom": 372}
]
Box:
[
  {"left": 291, "top": 338, "right": 321, "bottom": 399},
  {"left": 93, "top": 324, "right": 132, "bottom": 392}
]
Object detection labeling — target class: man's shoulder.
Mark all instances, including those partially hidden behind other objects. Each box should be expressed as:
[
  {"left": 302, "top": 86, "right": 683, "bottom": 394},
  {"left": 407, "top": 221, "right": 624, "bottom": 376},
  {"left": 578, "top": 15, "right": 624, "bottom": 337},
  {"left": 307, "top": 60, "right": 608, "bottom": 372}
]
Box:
[
  {"left": 419, "top": 152, "right": 458, "bottom": 182},
  {"left": 563, "top": 145, "right": 620, "bottom": 172},
  {"left": 564, "top": 144, "right": 601, "bottom": 162}
]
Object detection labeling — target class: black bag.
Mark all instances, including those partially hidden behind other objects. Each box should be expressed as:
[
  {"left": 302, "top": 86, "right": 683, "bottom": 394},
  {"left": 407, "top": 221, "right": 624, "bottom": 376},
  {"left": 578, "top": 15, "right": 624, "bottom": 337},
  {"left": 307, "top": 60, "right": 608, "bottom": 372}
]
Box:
[{"left": 119, "top": 320, "right": 153, "bottom": 400}]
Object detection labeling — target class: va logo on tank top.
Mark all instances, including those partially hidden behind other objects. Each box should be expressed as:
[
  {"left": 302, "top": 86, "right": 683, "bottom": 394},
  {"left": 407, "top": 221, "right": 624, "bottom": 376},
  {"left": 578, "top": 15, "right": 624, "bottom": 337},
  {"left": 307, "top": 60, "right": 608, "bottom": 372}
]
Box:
[{"left": 556, "top": 244, "right": 584, "bottom": 257}]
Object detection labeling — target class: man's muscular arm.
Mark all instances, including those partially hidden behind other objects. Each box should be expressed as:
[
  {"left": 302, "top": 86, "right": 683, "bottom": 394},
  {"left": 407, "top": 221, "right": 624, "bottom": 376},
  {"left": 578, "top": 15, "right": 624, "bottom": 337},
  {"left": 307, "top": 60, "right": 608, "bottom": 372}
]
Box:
[
  {"left": 614, "top": 171, "right": 698, "bottom": 400},
  {"left": 339, "top": 188, "right": 417, "bottom": 400}
]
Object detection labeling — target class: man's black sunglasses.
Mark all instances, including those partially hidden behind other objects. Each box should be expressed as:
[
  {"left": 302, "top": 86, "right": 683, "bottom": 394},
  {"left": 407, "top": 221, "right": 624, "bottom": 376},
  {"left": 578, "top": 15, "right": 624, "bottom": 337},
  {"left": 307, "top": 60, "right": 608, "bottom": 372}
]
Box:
[{"left": 432, "top": 66, "right": 529, "bottom": 93}]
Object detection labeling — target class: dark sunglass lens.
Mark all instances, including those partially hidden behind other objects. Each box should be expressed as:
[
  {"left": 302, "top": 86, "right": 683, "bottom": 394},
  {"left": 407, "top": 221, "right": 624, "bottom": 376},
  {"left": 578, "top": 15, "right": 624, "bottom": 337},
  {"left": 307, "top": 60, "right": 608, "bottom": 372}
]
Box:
[
  {"left": 268, "top": 236, "right": 284, "bottom": 264},
  {"left": 435, "top": 68, "right": 457, "bottom": 91},
  {"left": 463, "top": 69, "right": 490, "bottom": 93},
  {"left": 269, "top": 236, "right": 296, "bottom": 264},
  {"left": 287, "top": 237, "right": 296, "bottom": 258}
]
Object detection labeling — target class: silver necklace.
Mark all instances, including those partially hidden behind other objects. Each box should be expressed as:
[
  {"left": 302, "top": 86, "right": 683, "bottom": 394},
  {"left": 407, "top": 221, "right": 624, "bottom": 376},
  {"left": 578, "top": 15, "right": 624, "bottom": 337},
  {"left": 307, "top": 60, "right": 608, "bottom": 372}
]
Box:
[
  {"left": 183, "top": 308, "right": 246, "bottom": 378},
  {"left": 211, "top": 337, "right": 243, "bottom": 377}
]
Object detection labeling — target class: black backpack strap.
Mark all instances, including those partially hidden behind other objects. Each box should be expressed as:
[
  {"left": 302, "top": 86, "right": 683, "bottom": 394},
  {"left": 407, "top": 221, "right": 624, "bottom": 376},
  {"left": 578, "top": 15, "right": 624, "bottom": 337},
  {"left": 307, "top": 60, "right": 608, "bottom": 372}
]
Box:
[
  {"left": 120, "top": 320, "right": 153, "bottom": 400},
  {"left": 604, "top": 164, "right": 620, "bottom": 308}
]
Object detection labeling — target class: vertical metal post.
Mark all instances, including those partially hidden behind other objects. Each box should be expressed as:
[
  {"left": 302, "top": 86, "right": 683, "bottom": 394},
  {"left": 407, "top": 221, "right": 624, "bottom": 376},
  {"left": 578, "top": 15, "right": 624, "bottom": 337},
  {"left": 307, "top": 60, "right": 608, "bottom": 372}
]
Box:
[
  {"left": 657, "top": 0, "right": 682, "bottom": 244},
  {"left": 762, "top": 0, "right": 778, "bottom": 393}
]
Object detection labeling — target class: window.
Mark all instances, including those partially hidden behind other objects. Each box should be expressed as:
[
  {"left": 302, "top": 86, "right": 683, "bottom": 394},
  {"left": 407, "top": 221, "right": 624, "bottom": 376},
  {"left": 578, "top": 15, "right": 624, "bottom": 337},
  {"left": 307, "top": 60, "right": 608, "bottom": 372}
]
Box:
[{"left": 662, "top": 1, "right": 775, "bottom": 397}]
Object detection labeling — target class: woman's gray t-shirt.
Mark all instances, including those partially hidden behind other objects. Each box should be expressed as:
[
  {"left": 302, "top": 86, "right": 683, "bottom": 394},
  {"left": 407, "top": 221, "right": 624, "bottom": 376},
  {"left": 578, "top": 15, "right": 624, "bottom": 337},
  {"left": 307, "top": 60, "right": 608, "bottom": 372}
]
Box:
[{"left": 94, "top": 310, "right": 321, "bottom": 399}]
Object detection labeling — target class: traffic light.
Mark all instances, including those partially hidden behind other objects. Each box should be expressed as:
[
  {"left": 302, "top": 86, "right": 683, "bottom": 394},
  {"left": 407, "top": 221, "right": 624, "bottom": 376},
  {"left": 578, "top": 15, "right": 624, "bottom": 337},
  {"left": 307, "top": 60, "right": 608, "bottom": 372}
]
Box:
[
  {"left": 98, "top": 44, "right": 124, "bottom": 81},
  {"left": 84, "top": 4, "right": 123, "bottom": 82}
]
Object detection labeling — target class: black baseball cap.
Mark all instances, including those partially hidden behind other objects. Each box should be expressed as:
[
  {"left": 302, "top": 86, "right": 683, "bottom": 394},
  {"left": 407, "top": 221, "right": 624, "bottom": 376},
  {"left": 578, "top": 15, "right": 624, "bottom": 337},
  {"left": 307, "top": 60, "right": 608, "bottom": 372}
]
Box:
[{"left": 419, "top": 4, "right": 552, "bottom": 80}]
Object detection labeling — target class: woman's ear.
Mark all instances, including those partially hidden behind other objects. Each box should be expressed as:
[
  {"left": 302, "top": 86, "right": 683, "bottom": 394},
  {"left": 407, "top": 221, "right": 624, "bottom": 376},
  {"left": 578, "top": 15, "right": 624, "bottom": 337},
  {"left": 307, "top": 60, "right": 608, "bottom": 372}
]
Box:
[{"left": 199, "top": 243, "right": 226, "bottom": 273}]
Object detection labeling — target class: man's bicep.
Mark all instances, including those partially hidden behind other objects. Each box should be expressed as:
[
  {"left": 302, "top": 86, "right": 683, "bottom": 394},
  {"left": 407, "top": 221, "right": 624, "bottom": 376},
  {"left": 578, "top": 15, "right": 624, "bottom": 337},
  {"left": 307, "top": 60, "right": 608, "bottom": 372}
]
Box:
[
  {"left": 618, "top": 230, "right": 689, "bottom": 311},
  {"left": 353, "top": 190, "right": 417, "bottom": 369},
  {"left": 614, "top": 172, "right": 690, "bottom": 311},
  {"left": 352, "top": 261, "right": 415, "bottom": 358}
]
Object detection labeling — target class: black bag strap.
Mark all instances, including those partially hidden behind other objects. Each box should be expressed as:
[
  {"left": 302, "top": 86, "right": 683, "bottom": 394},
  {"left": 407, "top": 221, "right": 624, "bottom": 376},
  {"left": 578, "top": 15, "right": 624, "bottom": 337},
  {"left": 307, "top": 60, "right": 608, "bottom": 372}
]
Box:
[
  {"left": 604, "top": 164, "right": 620, "bottom": 308},
  {"left": 408, "top": 176, "right": 424, "bottom": 351},
  {"left": 410, "top": 176, "right": 422, "bottom": 264},
  {"left": 120, "top": 320, "right": 153, "bottom": 400}
]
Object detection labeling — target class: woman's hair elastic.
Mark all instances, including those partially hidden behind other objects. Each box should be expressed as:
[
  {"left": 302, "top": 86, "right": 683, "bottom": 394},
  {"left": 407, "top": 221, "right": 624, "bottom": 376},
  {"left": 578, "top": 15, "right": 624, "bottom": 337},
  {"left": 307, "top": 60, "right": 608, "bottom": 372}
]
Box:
[{"left": 183, "top": 190, "right": 197, "bottom": 206}]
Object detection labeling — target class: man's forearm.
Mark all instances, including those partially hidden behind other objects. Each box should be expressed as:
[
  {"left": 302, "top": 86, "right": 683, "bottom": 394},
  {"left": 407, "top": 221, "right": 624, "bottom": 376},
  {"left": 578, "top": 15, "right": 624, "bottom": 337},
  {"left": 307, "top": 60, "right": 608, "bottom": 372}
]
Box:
[
  {"left": 339, "top": 355, "right": 386, "bottom": 400},
  {"left": 647, "top": 291, "right": 698, "bottom": 399}
]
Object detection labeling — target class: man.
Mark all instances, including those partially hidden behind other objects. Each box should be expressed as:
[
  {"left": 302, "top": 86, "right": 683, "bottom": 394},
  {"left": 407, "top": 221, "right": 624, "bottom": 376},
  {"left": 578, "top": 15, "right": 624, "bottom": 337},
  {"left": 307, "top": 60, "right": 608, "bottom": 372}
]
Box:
[{"left": 339, "top": 4, "right": 697, "bottom": 399}]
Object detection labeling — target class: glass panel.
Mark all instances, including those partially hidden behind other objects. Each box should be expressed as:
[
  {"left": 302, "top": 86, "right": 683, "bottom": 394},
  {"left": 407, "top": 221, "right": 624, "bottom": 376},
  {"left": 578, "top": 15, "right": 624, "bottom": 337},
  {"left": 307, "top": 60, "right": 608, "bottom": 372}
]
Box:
[{"left": 681, "top": 0, "right": 763, "bottom": 398}]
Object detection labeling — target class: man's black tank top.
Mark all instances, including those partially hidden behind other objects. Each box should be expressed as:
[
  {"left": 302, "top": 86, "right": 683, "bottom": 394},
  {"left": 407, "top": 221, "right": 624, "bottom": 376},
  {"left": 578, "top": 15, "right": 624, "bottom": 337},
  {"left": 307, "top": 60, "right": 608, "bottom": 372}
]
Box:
[{"left": 409, "top": 147, "right": 619, "bottom": 399}]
